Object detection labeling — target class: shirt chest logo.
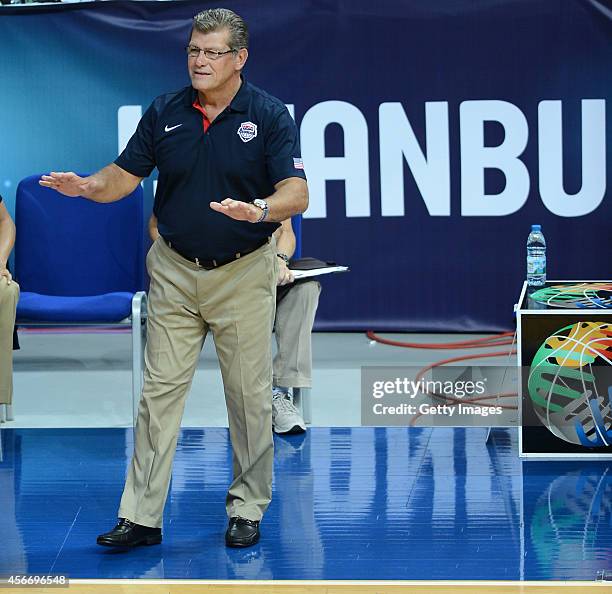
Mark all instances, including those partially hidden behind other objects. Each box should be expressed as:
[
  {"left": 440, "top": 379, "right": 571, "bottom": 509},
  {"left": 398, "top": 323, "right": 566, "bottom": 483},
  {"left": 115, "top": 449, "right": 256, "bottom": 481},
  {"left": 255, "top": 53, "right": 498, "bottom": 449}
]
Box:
[{"left": 237, "top": 121, "right": 258, "bottom": 143}]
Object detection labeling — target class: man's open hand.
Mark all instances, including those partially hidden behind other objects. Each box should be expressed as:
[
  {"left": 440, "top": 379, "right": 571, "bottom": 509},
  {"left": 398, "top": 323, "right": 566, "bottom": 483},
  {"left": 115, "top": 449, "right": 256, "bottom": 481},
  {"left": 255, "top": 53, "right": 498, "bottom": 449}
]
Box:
[
  {"left": 39, "top": 172, "right": 98, "bottom": 197},
  {"left": 210, "top": 198, "right": 262, "bottom": 222}
]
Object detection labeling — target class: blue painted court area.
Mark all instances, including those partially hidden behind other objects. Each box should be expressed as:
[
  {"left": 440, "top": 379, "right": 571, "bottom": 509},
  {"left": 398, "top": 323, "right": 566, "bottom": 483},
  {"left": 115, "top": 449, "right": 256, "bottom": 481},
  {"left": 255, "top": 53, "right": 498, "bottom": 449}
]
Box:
[{"left": 0, "top": 427, "right": 610, "bottom": 581}]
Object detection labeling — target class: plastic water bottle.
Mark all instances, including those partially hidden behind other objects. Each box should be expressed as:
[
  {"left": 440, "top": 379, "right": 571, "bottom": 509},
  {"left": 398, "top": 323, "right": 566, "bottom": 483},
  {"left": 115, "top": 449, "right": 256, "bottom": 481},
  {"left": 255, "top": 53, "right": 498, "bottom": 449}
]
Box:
[{"left": 527, "top": 224, "right": 546, "bottom": 287}]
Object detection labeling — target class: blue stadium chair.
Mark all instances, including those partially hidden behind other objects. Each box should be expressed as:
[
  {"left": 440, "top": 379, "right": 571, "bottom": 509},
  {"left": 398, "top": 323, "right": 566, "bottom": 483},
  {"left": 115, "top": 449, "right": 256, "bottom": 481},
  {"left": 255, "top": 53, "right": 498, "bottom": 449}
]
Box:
[
  {"left": 289, "top": 214, "right": 312, "bottom": 424},
  {"left": 14, "top": 174, "right": 147, "bottom": 425}
]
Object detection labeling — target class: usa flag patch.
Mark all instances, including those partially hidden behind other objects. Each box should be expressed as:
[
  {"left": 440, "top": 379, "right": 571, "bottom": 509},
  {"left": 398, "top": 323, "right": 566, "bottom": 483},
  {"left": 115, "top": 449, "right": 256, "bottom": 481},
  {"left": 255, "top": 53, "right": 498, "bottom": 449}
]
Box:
[{"left": 293, "top": 158, "right": 304, "bottom": 170}]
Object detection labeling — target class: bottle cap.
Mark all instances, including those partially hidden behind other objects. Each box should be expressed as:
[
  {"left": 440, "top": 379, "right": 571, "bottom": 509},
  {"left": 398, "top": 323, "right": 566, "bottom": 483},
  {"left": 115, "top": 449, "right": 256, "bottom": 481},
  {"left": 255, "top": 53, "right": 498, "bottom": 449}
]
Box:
[{"left": 531, "top": 224, "right": 541, "bottom": 231}]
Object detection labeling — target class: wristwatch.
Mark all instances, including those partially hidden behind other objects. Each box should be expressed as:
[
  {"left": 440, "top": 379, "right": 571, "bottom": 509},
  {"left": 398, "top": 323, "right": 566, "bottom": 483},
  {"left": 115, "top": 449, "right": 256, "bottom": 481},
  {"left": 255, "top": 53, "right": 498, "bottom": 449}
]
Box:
[
  {"left": 251, "top": 198, "right": 269, "bottom": 223},
  {"left": 277, "top": 252, "right": 290, "bottom": 265}
]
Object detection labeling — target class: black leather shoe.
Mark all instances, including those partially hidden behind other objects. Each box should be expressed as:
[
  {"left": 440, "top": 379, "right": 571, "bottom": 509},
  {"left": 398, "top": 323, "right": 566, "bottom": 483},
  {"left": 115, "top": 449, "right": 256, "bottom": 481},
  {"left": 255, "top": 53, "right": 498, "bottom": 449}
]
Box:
[
  {"left": 96, "top": 518, "right": 162, "bottom": 548},
  {"left": 225, "top": 517, "right": 260, "bottom": 548}
]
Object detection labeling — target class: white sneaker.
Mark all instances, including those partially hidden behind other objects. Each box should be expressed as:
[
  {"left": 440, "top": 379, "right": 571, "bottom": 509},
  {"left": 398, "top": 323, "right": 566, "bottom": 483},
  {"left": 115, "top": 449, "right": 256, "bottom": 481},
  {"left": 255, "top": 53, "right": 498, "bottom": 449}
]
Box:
[{"left": 272, "top": 389, "right": 306, "bottom": 434}]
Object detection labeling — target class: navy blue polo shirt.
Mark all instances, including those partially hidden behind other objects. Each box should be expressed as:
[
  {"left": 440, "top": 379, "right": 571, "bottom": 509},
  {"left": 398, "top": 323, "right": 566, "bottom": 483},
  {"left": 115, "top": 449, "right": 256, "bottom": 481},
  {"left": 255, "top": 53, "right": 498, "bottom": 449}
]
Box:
[{"left": 115, "top": 77, "right": 306, "bottom": 260}]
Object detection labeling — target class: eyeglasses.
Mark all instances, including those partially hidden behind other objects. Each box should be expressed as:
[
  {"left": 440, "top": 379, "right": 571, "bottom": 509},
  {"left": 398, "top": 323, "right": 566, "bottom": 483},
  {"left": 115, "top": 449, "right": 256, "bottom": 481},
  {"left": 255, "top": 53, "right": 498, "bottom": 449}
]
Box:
[{"left": 185, "top": 45, "right": 237, "bottom": 60}]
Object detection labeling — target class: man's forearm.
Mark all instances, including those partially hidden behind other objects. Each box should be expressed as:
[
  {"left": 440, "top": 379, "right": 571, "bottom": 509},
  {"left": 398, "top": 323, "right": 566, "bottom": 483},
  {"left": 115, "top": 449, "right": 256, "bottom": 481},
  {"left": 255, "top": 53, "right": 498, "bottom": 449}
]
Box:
[
  {"left": 85, "top": 164, "right": 141, "bottom": 203},
  {"left": 148, "top": 217, "right": 160, "bottom": 241},
  {"left": 275, "top": 229, "right": 296, "bottom": 259},
  {"left": 265, "top": 179, "right": 308, "bottom": 223}
]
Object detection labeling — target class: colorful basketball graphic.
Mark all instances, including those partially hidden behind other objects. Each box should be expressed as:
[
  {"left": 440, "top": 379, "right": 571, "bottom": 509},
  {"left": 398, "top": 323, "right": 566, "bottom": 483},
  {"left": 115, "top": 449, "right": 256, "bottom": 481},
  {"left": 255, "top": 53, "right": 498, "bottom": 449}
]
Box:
[
  {"left": 529, "top": 469, "right": 612, "bottom": 571},
  {"left": 527, "top": 321, "right": 612, "bottom": 447},
  {"left": 529, "top": 283, "right": 612, "bottom": 309}
]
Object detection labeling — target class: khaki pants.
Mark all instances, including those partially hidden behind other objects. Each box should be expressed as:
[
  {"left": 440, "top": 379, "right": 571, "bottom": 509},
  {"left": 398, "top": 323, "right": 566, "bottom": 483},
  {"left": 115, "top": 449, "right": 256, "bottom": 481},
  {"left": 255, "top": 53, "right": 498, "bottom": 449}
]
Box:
[
  {"left": 0, "top": 280, "right": 19, "bottom": 405},
  {"left": 273, "top": 281, "right": 320, "bottom": 389},
  {"left": 119, "top": 237, "right": 277, "bottom": 528}
]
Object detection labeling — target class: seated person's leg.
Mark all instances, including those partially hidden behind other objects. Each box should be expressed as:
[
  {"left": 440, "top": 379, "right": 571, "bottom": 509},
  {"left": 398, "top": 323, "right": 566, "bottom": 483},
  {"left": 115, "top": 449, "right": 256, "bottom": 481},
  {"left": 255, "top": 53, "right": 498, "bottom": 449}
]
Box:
[
  {"left": 272, "top": 280, "right": 321, "bottom": 434},
  {"left": 0, "top": 280, "right": 19, "bottom": 405}
]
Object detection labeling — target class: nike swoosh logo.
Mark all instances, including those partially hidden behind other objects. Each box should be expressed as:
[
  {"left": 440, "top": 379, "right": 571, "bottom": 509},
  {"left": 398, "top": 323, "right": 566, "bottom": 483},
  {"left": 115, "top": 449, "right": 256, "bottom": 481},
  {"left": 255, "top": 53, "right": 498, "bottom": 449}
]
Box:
[{"left": 164, "top": 124, "right": 183, "bottom": 132}]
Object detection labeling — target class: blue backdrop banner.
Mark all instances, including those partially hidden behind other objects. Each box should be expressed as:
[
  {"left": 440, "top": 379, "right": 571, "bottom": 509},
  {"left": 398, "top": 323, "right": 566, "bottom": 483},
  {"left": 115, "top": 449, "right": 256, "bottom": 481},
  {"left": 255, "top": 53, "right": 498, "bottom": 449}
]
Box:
[{"left": 1, "top": 0, "right": 610, "bottom": 331}]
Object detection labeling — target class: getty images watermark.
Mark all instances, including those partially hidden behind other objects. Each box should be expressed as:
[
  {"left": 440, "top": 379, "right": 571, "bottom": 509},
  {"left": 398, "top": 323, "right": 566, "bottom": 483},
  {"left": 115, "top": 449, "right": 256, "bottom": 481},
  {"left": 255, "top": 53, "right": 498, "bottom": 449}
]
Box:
[{"left": 361, "top": 366, "right": 518, "bottom": 427}]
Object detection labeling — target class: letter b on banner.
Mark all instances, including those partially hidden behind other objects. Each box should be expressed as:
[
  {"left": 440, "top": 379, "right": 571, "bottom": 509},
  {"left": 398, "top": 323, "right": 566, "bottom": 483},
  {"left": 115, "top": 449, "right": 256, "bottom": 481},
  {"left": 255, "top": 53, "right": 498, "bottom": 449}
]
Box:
[{"left": 460, "top": 100, "right": 530, "bottom": 216}]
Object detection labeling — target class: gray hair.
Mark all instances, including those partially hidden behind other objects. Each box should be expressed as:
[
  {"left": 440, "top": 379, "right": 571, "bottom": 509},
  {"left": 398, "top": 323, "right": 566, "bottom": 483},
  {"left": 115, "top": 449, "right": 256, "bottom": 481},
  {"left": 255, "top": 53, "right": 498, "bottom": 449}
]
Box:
[{"left": 191, "top": 8, "right": 249, "bottom": 50}]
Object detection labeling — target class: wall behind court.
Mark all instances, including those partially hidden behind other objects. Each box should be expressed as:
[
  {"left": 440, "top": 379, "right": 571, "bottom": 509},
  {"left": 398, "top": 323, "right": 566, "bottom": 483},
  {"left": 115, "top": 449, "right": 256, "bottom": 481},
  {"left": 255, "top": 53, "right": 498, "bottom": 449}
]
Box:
[{"left": 1, "top": 0, "right": 610, "bottom": 331}]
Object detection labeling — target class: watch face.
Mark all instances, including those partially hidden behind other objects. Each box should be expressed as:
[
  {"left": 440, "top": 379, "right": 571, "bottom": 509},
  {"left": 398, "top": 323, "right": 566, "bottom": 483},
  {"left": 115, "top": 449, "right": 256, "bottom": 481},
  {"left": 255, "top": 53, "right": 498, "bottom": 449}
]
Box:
[{"left": 252, "top": 198, "right": 268, "bottom": 223}]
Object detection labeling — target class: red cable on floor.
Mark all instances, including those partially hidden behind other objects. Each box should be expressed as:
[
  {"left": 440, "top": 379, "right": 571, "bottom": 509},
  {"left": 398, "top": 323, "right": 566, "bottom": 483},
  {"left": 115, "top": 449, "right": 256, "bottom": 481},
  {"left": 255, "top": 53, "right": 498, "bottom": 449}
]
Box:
[
  {"left": 366, "top": 330, "right": 514, "bottom": 349},
  {"left": 365, "top": 329, "right": 519, "bottom": 426},
  {"left": 413, "top": 350, "right": 518, "bottom": 383},
  {"left": 411, "top": 350, "right": 519, "bottom": 425}
]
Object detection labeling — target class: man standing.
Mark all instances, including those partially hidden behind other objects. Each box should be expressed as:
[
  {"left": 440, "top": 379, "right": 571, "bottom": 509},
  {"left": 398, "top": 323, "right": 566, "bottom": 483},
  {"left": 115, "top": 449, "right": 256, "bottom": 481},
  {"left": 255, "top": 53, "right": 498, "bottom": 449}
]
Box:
[
  {"left": 0, "top": 196, "right": 19, "bottom": 410},
  {"left": 40, "top": 8, "right": 308, "bottom": 548}
]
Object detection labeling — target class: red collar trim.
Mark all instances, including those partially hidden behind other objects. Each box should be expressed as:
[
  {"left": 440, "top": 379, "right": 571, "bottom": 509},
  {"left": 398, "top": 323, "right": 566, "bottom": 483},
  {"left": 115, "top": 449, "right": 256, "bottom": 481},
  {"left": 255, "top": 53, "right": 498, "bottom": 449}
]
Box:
[{"left": 192, "top": 98, "right": 211, "bottom": 133}]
